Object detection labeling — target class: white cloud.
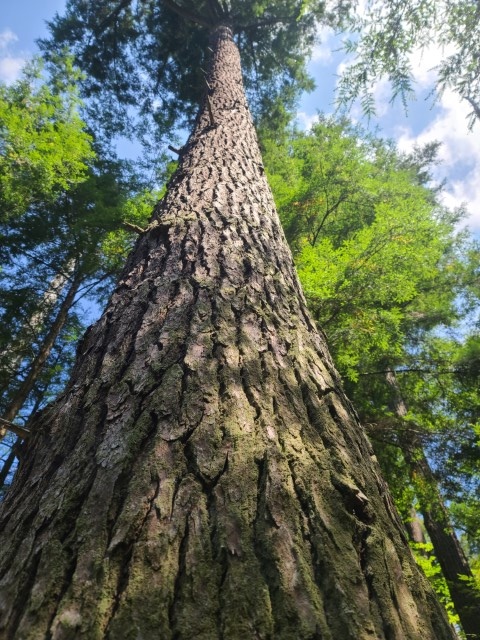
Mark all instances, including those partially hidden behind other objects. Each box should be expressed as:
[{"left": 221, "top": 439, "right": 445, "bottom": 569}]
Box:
[
  {"left": 333, "top": 34, "right": 480, "bottom": 230},
  {"left": 312, "top": 26, "right": 335, "bottom": 65},
  {"left": 409, "top": 48, "right": 438, "bottom": 89},
  {"left": 0, "top": 56, "right": 24, "bottom": 83},
  {"left": 0, "top": 29, "right": 18, "bottom": 50},
  {"left": 296, "top": 111, "right": 320, "bottom": 130},
  {"left": 396, "top": 90, "right": 480, "bottom": 230},
  {"left": 0, "top": 29, "right": 24, "bottom": 83},
  {"left": 369, "top": 42, "right": 458, "bottom": 119},
  {"left": 409, "top": 41, "right": 458, "bottom": 91},
  {"left": 372, "top": 78, "right": 393, "bottom": 118}
]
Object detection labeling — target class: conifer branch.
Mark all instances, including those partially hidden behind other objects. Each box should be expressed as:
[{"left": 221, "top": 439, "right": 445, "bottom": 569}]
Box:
[
  {"left": 218, "top": 0, "right": 230, "bottom": 15},
  {"left": 123, "top": 220, "right": 162, "bottom": 235},
  {"left": 94, "top": 0, "right": 132, "bottom": 36},
  {"left": 0, "top": 418, "right": 30, "bottom": 439},
  {"left": 207, "top": 0, "right": 223, "bottom": 20},
  {"left": 359, "top": 367, "right": 458, "bottom": 377},
  {"left": 201, "top": 71, "right": 216, "bottom": 126},
  {"left": 465, "top": 96, "right": 480, "bottom": 120},
  {"left": 122, "top": 221, "right": 147, "bottom": 234},
  {"left": 206, "top": 95, "right": 216, "bottom": 126},
  {"left": 237, "top": 14, "right": 297, "bottom": 32},
  {"left": 162, "top": 0, "right": 212, "bottom": 29},
  {"left": 201, "top": 69, "right": 212, "bottom": 91}
]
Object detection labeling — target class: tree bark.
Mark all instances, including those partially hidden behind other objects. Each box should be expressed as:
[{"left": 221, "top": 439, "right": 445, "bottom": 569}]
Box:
[
  {"left": 405, "top": 508, "right": 426, "bottom": 546},
  {"left": 0, "top": 268, "right": 81, "bottom": 435},
  {"left": 0, "top": 439, "right": 19, "bottom": 495},
  {"left": 0, "top": 27, "right": 455, "bottom": 640},
  {"left": 385, "top": 368, "right": 480, "bottom": 639},
  {"left": 0, "top": 259, "right": 75, "bottom": 396}
]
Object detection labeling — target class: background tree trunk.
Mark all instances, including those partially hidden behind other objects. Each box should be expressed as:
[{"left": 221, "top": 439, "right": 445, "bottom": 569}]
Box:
[
  {"left": 0, "top": 439, "right": 19, "bottom": 494},
  {"left": 0, "top": 268, "right": 81, "bottom": 434},
  {"left": 0, "top": 259, "right": 75, "bottom": 396},
  {"left": 0, "top": 26, "right": 455, "bottom": 640},
  {"left": 405, "top": 508, "right": 426, "bottom": 545},
  {"left": 385, "top": 368, "right": 480, "bottom": 639}
]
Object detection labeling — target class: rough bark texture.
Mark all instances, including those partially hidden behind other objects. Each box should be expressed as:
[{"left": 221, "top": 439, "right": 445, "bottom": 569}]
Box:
[
  {"left": 386, "top": 369, "right": 480, "bottom": 639},
  {"left": 0, "top": 27, "right": 455, "bottom": 640}
]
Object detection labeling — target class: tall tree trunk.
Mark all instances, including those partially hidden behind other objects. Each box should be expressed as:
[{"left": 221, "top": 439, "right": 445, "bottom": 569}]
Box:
[
  {"left": 385, "top": 368, "right": 480, "bottom": 639},
  {"left": 0, "top": 269, "right": 81, "bottom": 436},
  {"left": 0, "top": 27, "right": 455, "bottom": 640}
]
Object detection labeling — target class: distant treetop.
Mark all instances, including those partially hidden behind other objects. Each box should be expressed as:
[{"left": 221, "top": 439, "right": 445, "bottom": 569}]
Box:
[{"left": 40, "top": 0, "right": 350, "bottom": 143}]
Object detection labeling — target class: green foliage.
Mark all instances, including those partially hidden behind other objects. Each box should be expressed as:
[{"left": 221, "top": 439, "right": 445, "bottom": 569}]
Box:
[
  {"left": 0, "top": 147, "right": 161, "bottom": 422},
  {"left": 0, "top": 56, "right": 94, "bottom": 222},
  {"left": 371, "top": 440, "right": 416, "bottom": 517},
  {"left": 0, "top": 39, "right": 167, "bottom": 426},
  {"left": 338, "top": 0, "right": 480, "bottom": 127},
  {"left": 264, "top": 115, "right": 463, "bottom": 380},
  {"left": 411, "top": 541, "right": 461, "bottom": 628},
  {"left": 265, "top": 115, "right": 480, "bottom": 626},
  {"left": 41, "top": 0, "right": 350, "bottom": 144},
  {"left": 100, "top": 187, "right": 163, "bottom": 274}
]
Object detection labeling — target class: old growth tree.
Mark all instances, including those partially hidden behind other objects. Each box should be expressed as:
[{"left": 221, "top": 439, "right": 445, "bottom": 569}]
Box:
[{"left": 0, "top": 2, "right": 457, "bottom": 638}]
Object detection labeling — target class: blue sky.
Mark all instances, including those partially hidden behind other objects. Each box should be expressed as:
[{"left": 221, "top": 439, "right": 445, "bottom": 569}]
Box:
[
  {"left": 1, "top": 2, "right": 479, "bottom": 230},
  {"left": 303, "top": 25, "right": 480, "bottom": 233}
]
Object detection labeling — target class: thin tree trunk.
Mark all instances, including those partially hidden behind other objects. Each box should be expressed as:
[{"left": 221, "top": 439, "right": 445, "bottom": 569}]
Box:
[
  {"left": 0, "top": 259, "right": 76, "bottom": 392},
  {"left": 0, "top": 269, "right": 81, "bottom": 434},
  {"left": 385, "top": 368, "right": 480, "bottom": 639},
  {"left": 0, "top": 438, "right": 20, "bottom": 494},
  {"left": 20, "top": 259, "right": 76, "bottom": 343},
  {"left": 0, "top": 27, "right": 455, "bottom": 640},
  {"left": 1, "top": 391, "right": 48, "bottom": 494},
  {"left": 406, "top": 508, "right": 426, "bottom": 545}
]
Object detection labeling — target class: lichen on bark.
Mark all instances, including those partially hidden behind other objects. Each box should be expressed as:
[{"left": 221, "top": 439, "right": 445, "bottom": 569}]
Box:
[{"left": 0, "top": 25, "right": 456, "bottom": 640}]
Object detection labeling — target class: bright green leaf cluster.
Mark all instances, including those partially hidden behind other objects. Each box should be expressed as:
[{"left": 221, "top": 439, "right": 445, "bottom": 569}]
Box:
[
  {"left": 265, "top": 115, "right": 458, "bottom": 379},
  {"left": 265, "top": 116, "right": 480, "bottom": 627},
  {"left": 0, "top": 56, "right": 95, "bottom": 222},
  {"left": 100, "top": 187, "right": 164, "bottom": 273},
  {"left": 411, "top": 542, "right": 461, "bottom": 627}
]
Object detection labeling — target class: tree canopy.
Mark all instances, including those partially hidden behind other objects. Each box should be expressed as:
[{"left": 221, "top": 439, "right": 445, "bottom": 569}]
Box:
[
  {"left": 41, "top": 0, "right": 350, "bottom": 145},
  {"left": 264, "top": 116, "right": 467, "bottom": 379},
  {"left": 0, "top": 56, "right": 94, "bottom": 222}
]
